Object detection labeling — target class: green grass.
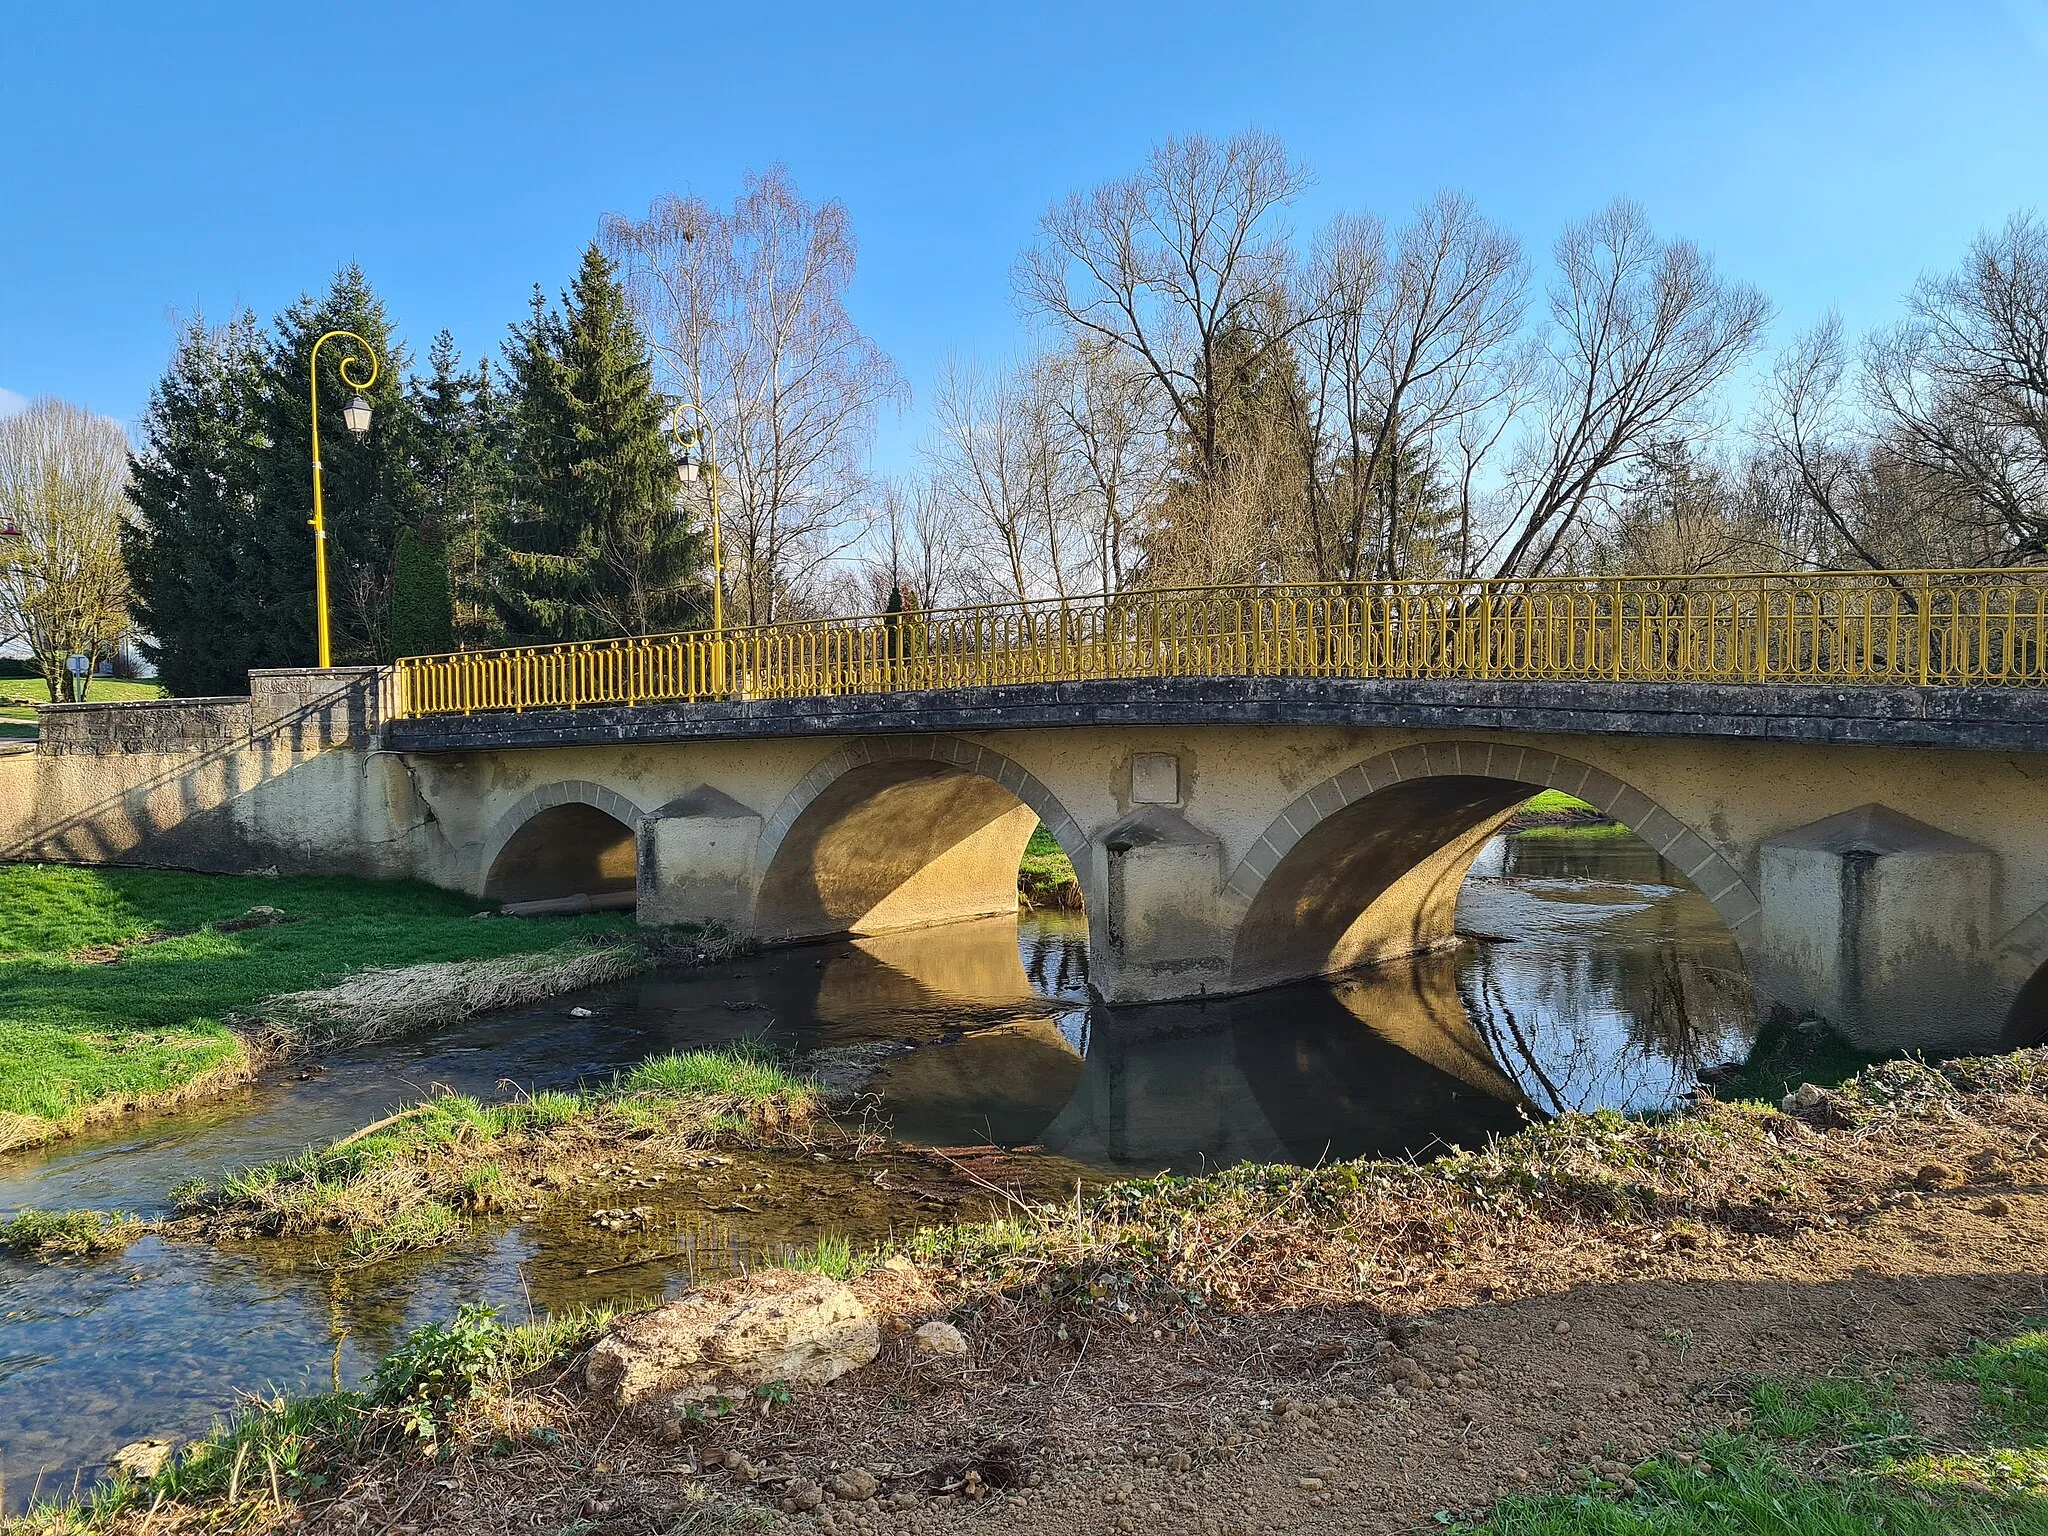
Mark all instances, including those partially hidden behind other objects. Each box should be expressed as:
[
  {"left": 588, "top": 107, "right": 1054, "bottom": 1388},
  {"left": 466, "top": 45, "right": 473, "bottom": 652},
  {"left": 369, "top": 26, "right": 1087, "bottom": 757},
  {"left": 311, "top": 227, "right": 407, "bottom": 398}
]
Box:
[
  {"left": 1019, "top": 824, "right": 1082, "bottom": 907},
  {"left": 181, "top": 1045, "right": 821, "bottom": 1257},
  {"left": 1509, "top": 819, "right": 1641, "bottom": 839},
  {"left": 1519, "top": 789, "right": 1599, "bottom": 815},
  {"left": 1453, "top": 1438, "right": 2048, "bottom": 1534},
  {"left": 0, "top": 677, "right": 166, "bottom": 707},
  {"left": 1452, "top": 1329, "right": 2048, "bottom": 1535},
  {"left": 0, "top": 866, "right": 633, "bottom": 1132},
  {"left": 1941, "top": 1329, "right": 2048, "bottom": 1436},
  {"left": 1506, "top": 790, "right": 1635, "bottom": 838},
  {"left": 0, "top": 1206, "right": 145, "bottom": 1257}
]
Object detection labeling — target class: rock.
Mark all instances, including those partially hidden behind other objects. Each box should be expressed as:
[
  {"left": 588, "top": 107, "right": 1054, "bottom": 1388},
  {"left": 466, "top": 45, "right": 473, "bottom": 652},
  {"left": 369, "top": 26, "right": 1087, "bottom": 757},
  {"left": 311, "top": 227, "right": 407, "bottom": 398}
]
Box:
[
  {"left": 830, "top": 1469, "right": 879, "bottom": 1501},
  {"left": 1914, "top": 1163, "right": 1959, "bottom": 1190},
  {"left": 1781, "top": 1082, "right": 1854, "bottom": 1126},
  {"left": 1298, "top": 1477, "right": 1324, "bottom": 1492},
  {"left": 790, "top": 1481, "right": 824, "bottom": 1511},
  {"left": 110, "top": 1437, "right": 176, "bottom": 1480},
  {"left": 584, "top": 1269, "right": 880, "bottom": 1407},
  {"left": 569, "top": 1006, "right": 596, "bottom": 1018},
  {"left": 914, "top": 1320, "right": 970, "bottom": 1358},
  {"left": 1979, "top": 1196, "right": 2012, "bottom": 1217}
]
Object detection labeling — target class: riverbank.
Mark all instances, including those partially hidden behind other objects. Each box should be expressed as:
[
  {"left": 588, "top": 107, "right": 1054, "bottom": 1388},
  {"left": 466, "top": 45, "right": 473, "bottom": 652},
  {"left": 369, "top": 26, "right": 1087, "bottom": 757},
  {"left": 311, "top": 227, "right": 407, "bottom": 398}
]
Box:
[
  {"left": 1500, "top": 787, "right": 1622, "bottom": 834},
  {"left": 0, "top": 866, "right": 646, "bottom": 1152},
  {"left": 33, "top": 1044, "right": 2048, "bottom": 1535},
  {"left": 1017, "top": 827, "right": 1082, "bottom": 910}
]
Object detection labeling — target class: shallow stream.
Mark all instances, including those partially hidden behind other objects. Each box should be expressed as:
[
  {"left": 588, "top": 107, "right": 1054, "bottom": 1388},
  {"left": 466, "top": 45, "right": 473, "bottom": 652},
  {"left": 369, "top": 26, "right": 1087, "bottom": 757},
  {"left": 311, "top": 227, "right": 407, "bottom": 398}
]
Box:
[{"left": 0, "top": 824, "right": 1753, "bottom": 1502}]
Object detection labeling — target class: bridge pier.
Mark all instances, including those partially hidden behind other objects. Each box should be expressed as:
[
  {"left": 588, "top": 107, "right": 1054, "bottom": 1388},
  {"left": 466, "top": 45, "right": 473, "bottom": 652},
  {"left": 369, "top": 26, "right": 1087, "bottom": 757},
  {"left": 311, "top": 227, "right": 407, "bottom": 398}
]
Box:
[
  {"left": 638, "top": 786, "right": 763, "bottom": 931},
  {"left": 1756, "top": 806, "right": 2002, "bottom": 1051}
]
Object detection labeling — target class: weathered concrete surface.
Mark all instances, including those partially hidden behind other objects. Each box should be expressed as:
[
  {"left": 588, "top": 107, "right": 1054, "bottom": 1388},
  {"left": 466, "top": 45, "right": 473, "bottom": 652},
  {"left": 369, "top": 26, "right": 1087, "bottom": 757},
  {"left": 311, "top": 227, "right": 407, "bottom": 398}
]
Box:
[
  {"left": 8, "top": 669, "right": 2048, "bottom": 1050},
  {"left": 1759, "top": 806, "right": 1999, "bottom": 1051},
  {"left": 0, "top": 669, "right": 428, "bottom": 879}
]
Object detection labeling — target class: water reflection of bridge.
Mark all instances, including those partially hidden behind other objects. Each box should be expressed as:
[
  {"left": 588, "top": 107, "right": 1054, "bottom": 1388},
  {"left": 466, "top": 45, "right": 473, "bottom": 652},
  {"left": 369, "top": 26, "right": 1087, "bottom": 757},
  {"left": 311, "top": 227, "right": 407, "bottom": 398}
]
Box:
[{"left": 762, "top": 846, "right": 1748, "bottom": 1173}]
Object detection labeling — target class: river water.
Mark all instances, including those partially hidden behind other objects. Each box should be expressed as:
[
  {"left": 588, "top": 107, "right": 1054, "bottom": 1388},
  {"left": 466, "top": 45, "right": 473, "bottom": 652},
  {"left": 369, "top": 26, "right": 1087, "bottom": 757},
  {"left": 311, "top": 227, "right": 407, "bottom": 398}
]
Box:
[{"left": 0, "top": 824, "right": 1752, "bottom": 1502}]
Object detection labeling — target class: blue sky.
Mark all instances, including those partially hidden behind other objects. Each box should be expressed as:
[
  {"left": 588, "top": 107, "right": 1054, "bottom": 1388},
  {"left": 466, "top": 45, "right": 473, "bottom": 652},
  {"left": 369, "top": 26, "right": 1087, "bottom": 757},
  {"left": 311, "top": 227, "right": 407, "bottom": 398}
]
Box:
[{"left": 3, "top": 0, "right": 2045, "bottom": 469}]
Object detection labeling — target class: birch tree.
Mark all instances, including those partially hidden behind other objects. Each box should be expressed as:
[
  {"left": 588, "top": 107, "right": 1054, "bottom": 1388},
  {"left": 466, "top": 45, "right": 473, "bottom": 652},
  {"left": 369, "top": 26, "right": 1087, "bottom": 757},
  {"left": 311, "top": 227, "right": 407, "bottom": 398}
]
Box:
[{"left": 605, "top": 168, "right": 907, "bottom": 624}]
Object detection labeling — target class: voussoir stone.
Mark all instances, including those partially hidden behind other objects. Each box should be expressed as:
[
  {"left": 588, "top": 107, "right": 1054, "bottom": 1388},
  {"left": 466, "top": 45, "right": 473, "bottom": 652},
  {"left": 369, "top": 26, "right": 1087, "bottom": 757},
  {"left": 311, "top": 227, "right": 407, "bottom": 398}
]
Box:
[{"left": 583, "top": 1269, "right": 880, "bottom": 1407}]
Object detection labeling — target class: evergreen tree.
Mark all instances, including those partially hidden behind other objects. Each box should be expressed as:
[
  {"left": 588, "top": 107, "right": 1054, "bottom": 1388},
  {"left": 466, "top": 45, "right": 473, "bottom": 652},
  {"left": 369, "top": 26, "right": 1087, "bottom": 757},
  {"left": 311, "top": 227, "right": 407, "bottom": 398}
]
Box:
[
  {"left": 254, "top": 265, "right": 424, "bottom": 664},
  {"left": 123, "top": 312, "right": 271, "bottom": 696},
  {"left": 388, "top": 526, "right": 455, "bottom": 656},
  {"left": 410, "top": 331, "right": 511, "bottom": 646},
  {"left": 497, "top": 244, "right": 707, "bottom": 642}
]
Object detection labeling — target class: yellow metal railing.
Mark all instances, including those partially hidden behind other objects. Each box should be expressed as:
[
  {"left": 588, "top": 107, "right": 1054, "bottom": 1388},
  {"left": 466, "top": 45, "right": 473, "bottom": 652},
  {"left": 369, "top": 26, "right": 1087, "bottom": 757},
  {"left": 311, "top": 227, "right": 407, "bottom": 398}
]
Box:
[{"left": 389, "top": 569, "right": 2048, "bottom": 719}]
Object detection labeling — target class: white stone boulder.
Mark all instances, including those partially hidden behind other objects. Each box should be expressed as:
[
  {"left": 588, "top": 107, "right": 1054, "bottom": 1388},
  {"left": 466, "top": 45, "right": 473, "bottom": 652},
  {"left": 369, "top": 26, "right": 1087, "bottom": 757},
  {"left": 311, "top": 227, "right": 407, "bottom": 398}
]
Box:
[{"left": 584, "top": 1269, "right": 880, "bottom": 1407}]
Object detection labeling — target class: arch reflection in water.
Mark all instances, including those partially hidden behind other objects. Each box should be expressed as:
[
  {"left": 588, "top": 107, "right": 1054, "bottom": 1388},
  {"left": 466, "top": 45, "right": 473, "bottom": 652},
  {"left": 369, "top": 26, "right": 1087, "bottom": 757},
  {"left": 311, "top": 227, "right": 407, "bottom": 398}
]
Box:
[{"left": 861, "top": 824, "right": 1756, "bottom": 1172}]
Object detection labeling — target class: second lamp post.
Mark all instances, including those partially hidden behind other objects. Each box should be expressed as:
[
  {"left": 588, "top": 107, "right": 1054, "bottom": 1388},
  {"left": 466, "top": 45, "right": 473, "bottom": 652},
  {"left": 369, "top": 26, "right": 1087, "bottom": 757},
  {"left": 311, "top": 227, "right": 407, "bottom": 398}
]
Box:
[{"left": 670, "top": 403, "right": 728, "bottom": 681}]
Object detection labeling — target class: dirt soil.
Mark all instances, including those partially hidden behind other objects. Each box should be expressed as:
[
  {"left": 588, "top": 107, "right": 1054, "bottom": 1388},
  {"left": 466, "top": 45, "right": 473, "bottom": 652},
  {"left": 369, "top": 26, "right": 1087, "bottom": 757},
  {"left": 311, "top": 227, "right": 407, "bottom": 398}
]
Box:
[{"left": 142, "top": 1085, "right": 2048, "bottom": 1536}]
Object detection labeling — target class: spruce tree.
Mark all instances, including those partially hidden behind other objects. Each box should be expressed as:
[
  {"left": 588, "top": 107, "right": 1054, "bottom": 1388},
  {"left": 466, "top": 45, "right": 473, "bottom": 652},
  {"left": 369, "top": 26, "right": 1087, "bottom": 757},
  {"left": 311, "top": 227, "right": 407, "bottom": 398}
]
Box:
[
  {"left": 123, "top": 312, "right": 271, "bottom": 695},
  {"left": 410, "top": 331, "right": 511, "bottom": 645},
  {"left": 497, "top": 244, "right": 707, "bottom": 642},
  {"left": 254, "top": 265, "right": 424, "bottom": 664}
]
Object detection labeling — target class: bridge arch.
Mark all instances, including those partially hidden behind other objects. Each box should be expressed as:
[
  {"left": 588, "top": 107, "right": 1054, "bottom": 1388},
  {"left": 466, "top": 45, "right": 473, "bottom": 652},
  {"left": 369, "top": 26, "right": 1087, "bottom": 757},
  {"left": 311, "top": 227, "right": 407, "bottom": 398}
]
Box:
[
  {"left": 480, "top": 779, "right": 646, "bottom": 905},
  {"left": 1225, "top": 740, "right": 1760, "bottom": 993},
  {"left": 754, "top": 735, "right": 1092, "bottom": 943}
]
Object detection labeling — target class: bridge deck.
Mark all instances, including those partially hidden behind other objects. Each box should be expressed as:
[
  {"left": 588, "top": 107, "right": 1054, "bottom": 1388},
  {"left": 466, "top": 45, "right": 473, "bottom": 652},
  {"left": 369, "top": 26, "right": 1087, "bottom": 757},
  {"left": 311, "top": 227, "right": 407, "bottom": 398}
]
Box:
[{"left": 381, "top": 675, "right": 2048, "bottom": 754}]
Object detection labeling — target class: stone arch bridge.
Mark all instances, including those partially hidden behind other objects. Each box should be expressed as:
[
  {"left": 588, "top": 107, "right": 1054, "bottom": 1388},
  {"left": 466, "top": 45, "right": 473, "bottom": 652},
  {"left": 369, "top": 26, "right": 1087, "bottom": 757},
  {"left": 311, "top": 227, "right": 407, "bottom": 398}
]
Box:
[{"left": 6, "top": 662, "right": 2048, "bottom": 1052}]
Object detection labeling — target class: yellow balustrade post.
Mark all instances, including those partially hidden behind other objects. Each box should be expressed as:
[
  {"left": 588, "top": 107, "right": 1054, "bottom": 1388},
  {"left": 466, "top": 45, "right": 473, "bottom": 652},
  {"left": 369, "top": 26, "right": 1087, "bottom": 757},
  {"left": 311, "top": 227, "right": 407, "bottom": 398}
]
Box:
[{"left": 1920, "top": 571, "right": 1932, "bottom": 686}]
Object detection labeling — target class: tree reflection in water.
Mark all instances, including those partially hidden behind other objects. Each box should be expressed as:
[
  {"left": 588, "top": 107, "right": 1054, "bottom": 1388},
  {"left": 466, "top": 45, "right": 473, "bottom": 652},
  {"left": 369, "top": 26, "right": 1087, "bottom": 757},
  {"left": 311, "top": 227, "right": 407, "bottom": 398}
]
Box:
[{"left": 1452, "top": 830, "right": 1755, "bottom": 1114}]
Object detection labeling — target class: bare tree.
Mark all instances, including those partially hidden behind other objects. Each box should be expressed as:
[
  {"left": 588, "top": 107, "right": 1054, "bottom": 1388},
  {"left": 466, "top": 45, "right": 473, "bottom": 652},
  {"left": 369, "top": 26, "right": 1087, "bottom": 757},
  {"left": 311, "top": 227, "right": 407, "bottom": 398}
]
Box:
[
  {"left": 1864, "top": 213, "right": 2048, "bottom": 561},
  {"left": 924, "top": 357, "right": 1078, "bottom": 604},
  {"left": 604, "top": 167, "right": 908, "bottom": 625},
  {"left": 1296, "top": 192, "right": 1529, "bottom": 580},
  {"left": 1759, "top": 315, "right": 2002, "bottom": 570},
  {"left": 844, "top": 474, "right": 973, "bottom": 613},
  {"left": 0, "top": 398, "right": 133, "bottom": 700},
  {"left": 1036, "top": 338, "right": 1171, "bottom": 596},
  {"left": 1488, "top": 199, "right": 1771, "bottom": 576},
  {"left": 1015, "top": 130, "right": 1313, "bottom": 487}
]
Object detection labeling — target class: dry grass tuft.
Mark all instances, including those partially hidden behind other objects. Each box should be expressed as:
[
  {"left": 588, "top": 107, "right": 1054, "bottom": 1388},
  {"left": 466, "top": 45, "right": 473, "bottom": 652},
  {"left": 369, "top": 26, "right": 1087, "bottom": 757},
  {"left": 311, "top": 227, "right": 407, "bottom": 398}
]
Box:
[{"left": 239, "top": 943, "right": 646, "bottom": 1048}]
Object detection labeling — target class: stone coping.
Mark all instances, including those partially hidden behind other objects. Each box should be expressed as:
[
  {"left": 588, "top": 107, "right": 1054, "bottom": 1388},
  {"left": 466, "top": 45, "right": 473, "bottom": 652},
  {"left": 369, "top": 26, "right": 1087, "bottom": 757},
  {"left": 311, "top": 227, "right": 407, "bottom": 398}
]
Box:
[{"left": 381, "top": 676, "right": 2048, "bottom": 755}]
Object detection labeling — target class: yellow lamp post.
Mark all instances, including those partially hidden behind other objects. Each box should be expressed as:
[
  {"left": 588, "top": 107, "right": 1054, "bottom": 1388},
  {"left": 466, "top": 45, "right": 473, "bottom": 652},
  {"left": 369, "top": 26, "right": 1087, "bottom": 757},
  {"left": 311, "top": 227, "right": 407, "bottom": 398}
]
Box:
[
  {"left": 670, "top": 402, "right": 727, "bottom": 688},
  {"left": 308, "top": 330, "right": 379, "bottom": 668}
]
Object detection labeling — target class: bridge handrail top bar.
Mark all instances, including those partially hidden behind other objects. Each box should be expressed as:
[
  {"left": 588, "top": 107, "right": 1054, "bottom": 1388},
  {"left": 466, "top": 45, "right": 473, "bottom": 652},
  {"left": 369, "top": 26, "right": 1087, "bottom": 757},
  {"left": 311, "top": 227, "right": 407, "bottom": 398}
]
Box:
[{"left": 393, "top": 566, "right": 2048, "bottom": 669}]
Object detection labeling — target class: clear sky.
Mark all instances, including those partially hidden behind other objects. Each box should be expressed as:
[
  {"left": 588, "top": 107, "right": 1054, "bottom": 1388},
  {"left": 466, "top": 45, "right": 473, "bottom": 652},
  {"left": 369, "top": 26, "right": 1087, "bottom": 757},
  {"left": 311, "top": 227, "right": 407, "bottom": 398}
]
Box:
[{"left": 3, "top": 0, "right": 2045, "bottom": 468}]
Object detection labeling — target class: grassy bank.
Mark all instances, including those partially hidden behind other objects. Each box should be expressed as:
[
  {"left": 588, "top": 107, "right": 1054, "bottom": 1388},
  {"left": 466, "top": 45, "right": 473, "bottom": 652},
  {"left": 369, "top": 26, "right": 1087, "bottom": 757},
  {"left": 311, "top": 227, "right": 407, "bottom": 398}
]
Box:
[
  {"left": 168, "top": 1045, "right": 821, "bottom": 1260},
  {"left": 0, "top": 678, "right": 166, "bottom": 708},
  {"left": 1017, "top": 825, "right": 1082, "bottom": 909},
  {"left": 1505, "top": 787, "right": 1633, "bottom": 837},
  {"left": 0, "top": 866, "right": 639, "bottom": 1148}
]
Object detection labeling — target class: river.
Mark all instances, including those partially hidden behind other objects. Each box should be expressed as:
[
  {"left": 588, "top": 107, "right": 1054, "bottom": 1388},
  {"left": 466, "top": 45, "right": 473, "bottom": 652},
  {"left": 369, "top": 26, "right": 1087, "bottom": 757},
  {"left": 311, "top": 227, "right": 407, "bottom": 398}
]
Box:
[{"left": 0, "top": 823, "right": 1753, "bottom": 1504}]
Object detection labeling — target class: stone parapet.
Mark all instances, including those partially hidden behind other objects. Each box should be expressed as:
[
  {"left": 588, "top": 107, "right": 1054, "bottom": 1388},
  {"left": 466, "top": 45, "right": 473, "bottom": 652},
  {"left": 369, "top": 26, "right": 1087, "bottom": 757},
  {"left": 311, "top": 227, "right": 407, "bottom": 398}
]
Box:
[
  {"left": 36, "top": 697, "right": 250, "bottom": 756},
  {"left": 248, "top": 667, "right": 390, "bottom": 749},
  {"left": 31, "top": 668, "right": 393, "bottom": 758}
]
